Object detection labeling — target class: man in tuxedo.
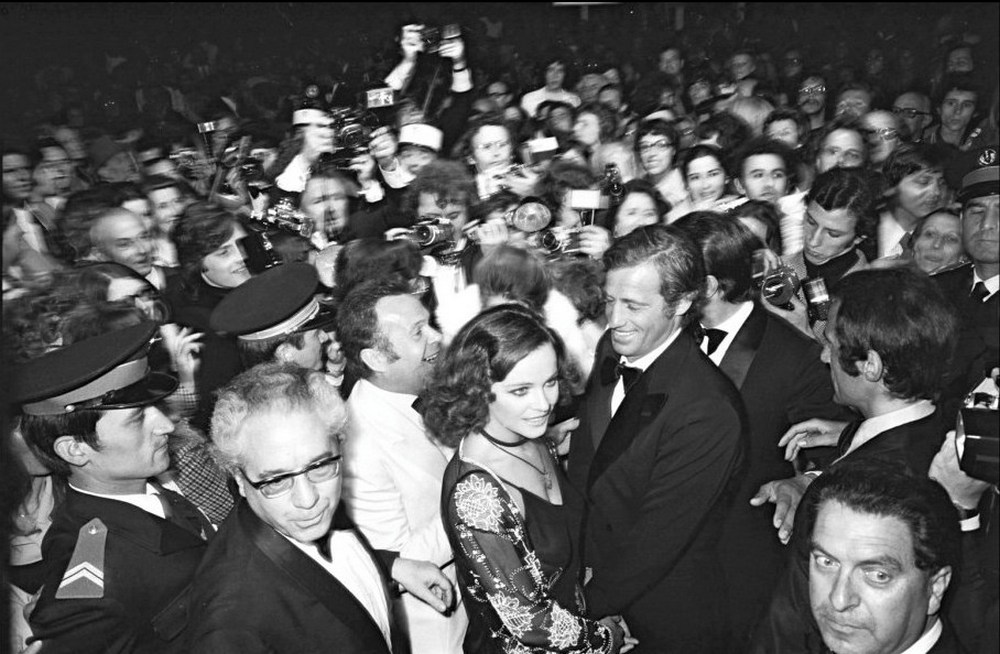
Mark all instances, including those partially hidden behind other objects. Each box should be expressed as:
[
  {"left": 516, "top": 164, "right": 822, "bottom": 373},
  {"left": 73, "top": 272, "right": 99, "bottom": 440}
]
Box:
[
  {"left": 14, "top": 322, "right": 211, "bottom": 654},
  {"left": 568, "top": 224, "right": 746, "bottom": 652},
  {"left": 338, "top": 278, "right": 469, "bottom": 653},
  {"left": 936, "top": 145, "right": 999, "bottom": 410},
  {"left": 676, "top": 213, "right": 848, "bottom": 650},
  {"left": 187, "top": 363, "right": 453, "bottom": 653},
  {"left": 804, "top": 459, "right": 964, "bottom": 654},
  {"left": 751, "top": 268, "right": 962, "bottom": 652}
]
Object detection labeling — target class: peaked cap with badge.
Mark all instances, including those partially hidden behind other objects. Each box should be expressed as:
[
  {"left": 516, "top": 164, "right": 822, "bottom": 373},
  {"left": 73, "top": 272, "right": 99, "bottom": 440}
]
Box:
[{"left": 210, "top": 262, "right": 336, "bottom": 341}]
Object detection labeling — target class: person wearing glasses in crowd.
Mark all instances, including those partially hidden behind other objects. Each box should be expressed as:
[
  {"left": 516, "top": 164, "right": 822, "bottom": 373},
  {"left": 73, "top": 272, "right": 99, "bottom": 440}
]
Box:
[
  {"left": 186, "top": 363, "right": 455, "bottom": 653},
  {"left": 635, "top": 119, "right": 687, "bottom": 209},
  {"left": 860, "top": 110, "right": 904, "bottom": 175},
  {"left": 892, "top": 90, "right": 935, "bottom": 142},
  {"left": 797, "top": 74, "right": 829, "bottom": 133}
]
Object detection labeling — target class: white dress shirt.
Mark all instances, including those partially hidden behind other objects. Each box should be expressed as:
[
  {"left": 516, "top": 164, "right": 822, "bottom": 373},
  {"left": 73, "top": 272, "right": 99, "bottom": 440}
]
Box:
[
  {"left": 288, "top": 530, "right": 393, "bottom": 650},
  {"left": 877, "top": 210, "right": 911, "bottom": 259}
]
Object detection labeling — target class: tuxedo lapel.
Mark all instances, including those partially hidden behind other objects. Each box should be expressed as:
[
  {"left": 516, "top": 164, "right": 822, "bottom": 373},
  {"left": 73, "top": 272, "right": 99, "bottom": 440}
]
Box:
[
  {"left": 587, "top": 337, "right": 617, "bottom": 449},
  {"left": 586, "top": 335, "right": 695, "bottom": 490},
  {"left": 241, "top": 503, "right": 390, "bottom": 653},
  {"left": 718, "top": 305, "right": 767, "bottom": 391}
]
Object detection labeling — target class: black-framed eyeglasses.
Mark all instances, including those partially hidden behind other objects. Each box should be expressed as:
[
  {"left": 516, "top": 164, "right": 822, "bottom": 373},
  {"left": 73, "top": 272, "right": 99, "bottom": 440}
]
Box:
[
  {"left": 242, "top": 454, "right": 342, "bottom": 499},
  {"left": 862, "top": 127, "right": 899, "bottom": 142},
  {"left": 892, "top": 107, "right": 931, "bottom": 119}
]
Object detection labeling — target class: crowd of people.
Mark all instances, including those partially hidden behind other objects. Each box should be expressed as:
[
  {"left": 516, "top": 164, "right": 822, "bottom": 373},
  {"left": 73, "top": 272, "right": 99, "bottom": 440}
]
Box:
[{"left": 3, "top": 5, "right": 998, "bottom": 654}]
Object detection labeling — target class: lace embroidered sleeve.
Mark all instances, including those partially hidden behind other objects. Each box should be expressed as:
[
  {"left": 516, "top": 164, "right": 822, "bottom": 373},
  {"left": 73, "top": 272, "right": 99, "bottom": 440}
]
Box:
[{"left": 446, "top": 469, "right": 613, "bottom": 654}]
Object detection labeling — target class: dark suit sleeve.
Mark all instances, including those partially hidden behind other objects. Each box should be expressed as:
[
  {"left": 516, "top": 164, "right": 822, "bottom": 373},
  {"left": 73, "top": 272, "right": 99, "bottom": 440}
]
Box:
[
  {"left": 190, "top": 628, "right": 271, "bottom": 654},
  {"left": 784, "top": 342, "right": 843, "bottom": 425},
  {"left": 785, "top": 339, "right": 856, "bottom": 470},
  {"left": 30, "top": 598, "right": 139, "bottom": 654},
  {"left": 28, "top": 524, "right": 140, "bottom": 654},
  {"left": 585, "top": 395, "right": 743, "bottom": 617}
]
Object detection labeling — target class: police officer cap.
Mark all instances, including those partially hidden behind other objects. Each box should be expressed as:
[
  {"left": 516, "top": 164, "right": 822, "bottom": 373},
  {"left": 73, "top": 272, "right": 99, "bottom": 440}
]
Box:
[
  {"left": 947, "top": 144, "right": 999, "bottom": 203},
  {"left": 210, "top": 262, "right": 336, "bottom": 340},
  {"left": 12, "top": 322, "right": 178, "bottom": 416}
]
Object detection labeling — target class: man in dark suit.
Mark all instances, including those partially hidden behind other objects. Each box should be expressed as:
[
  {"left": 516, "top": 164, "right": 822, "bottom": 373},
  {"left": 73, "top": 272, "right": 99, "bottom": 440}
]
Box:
[
  {"left": 935, "top": 145, "right": 999, "bottom": 411},
  {"left": 676, "top": 213, "right": 849, "bottom": 651},
  {"left": 803, "top": 459, "right": 965, "bottom": 654},
  {"left": 13, "top": 322, "right": 212, "bottom": 654},
  {"left": 187, "top": 363, "right": 453, "bottom": 653},
  {"left": 567, "top": 224, "right": 746, "bottom": 652},
  {"left": 751, "top": 268, "right": 964, "bottom": 652}
]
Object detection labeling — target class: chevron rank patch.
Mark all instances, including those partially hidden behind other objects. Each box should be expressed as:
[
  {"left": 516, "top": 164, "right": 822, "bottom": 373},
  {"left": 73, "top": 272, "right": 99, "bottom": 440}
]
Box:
[{"left": 56, "top": 518, "right": 107, "bottom": 599}]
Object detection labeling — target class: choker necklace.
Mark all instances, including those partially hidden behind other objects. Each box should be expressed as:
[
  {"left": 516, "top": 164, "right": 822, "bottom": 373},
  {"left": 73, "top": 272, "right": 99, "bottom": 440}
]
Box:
[
  {"left": 480, "top": 429, "right": 552, "bottom": 490},
  {"left": 480, "top": 428, "right": 529, "bottom": 447}
]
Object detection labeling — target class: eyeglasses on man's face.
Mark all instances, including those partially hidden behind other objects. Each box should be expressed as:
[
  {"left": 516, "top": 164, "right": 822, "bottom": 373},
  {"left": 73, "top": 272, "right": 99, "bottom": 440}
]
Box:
[
  {"left": 242, "top": 454, "right": 342, "bottom": 499},
  {"left": 892, "top": 107, "right": 931, "bottom": 119}
]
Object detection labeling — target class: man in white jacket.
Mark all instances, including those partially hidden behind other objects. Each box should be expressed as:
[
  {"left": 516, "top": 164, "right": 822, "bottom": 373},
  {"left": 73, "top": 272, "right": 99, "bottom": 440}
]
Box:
[{"left": 338, "top": 278, "right": 468, "bottom": 654}]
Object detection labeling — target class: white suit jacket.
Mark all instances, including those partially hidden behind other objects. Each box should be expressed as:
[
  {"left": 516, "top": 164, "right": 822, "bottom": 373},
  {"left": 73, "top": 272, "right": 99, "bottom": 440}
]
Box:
[{"left": 343, "top": 379, "right": 468, "bottom": 654}]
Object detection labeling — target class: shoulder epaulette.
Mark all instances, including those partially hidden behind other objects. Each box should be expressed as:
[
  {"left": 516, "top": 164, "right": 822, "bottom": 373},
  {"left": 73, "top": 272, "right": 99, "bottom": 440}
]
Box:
[{"left": 55, "top": 518, "right": 107, "bottom": 599}]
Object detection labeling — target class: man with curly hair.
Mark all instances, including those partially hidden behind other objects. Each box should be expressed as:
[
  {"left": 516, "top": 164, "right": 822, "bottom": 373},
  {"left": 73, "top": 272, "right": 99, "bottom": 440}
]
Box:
[{"left": 187, "top": 363, "right": 453, "bottom": 652}]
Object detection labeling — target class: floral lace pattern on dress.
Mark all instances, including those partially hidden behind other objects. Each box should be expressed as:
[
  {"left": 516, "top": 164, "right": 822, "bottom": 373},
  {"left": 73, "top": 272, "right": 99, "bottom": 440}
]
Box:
[{"left": 444, "top": 465, "right": 614, "bottom": 654}]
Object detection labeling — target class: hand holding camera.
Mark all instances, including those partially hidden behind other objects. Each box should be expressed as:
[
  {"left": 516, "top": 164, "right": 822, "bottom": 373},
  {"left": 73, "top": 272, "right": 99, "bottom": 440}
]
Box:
[
  {"left": 368, "top": 126, "right": 398, "bottom": 168},
  {"left": 400, "top": 24, "right": 424, "bottom": 61},
  {"left": 500, "top": 165, "right": 541, "bottom": 198},
  {"left": 469, "top": 219, "right": 510, "bottom": 252},
  {"left": 929, "top": 430, "right": 993, "bottom": 511},
  {"left": 576, "top": 225, "right": 612, "bottom": 258},
  {"left": 437, "top": 36, "right": 465, "bottom": 64},
  {"left": 349, "top": 152, "right": 377, "bottom": 185}
]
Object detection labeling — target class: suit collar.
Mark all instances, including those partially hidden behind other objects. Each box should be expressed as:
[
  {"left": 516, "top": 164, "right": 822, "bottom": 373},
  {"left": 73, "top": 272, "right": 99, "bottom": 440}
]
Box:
[
  {"left": 238, "top": 501, "right": 391, "bottom": 653},
  {"left": 587, "top": 332, "right": 698, "bottom": 488},
  {"left": 717, "top": 304, "right": 767, "bottom": 390}
]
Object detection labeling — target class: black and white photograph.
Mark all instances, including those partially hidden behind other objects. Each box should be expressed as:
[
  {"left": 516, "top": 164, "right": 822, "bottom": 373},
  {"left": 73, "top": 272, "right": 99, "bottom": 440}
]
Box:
[{"left": 2, "top": 3, "right": 998, "bottom": 653}]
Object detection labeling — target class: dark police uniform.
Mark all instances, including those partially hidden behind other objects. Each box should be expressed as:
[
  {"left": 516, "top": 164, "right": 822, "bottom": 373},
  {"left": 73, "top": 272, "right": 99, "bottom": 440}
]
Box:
[{"left": 12, "top": 323, "right": 212, "bottom": 653}]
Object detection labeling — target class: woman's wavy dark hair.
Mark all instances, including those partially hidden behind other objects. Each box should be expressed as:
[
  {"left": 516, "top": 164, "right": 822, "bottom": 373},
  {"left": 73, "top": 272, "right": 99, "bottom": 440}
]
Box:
[{"left": 423, "top": 304, "right": 575, "bottom": 449}]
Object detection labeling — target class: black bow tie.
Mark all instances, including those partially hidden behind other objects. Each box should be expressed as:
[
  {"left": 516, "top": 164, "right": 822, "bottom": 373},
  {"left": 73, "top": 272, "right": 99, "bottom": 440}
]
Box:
[
  {"left": 411, "top": 397, "right": 426, "bottom": 416},
  {"left": 600, "top": 357, "right": 642, "bottom": 393},
  {"left": 704, "top": 328, "right": 728, "bottom": 355}
]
